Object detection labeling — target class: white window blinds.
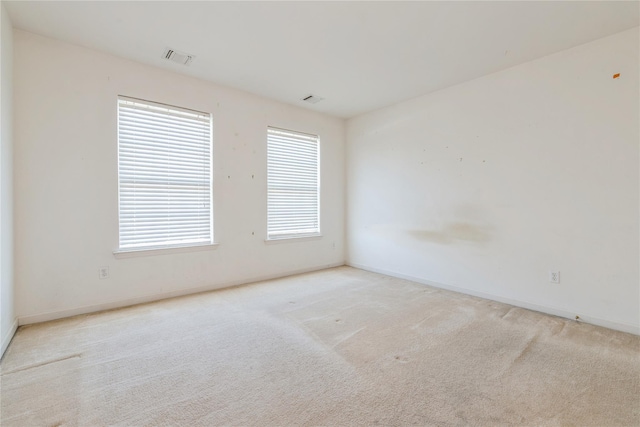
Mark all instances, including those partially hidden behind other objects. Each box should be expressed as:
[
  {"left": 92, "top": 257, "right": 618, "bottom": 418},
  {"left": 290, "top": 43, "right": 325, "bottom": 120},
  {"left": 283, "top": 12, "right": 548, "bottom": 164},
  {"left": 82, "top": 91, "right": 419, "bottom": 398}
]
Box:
[
  {"left": 267, "top": 127, "right": 320, "bottom": 239},
  {"left": 117, "top": 96, "right": 212, "bottom": 250}
]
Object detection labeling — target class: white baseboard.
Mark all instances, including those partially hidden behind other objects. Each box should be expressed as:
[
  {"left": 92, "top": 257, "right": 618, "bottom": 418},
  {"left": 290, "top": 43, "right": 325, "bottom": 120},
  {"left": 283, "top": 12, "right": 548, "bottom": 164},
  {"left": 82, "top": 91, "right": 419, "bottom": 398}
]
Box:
[
  {"left": 18, "top": 262, "right": 345, "bottom": 326},
  {"left": 348, "top": 262, "right": 640, "bottom": 336},
  {"left": 1, "top": 318, "right": 18, "bottom": 358}
]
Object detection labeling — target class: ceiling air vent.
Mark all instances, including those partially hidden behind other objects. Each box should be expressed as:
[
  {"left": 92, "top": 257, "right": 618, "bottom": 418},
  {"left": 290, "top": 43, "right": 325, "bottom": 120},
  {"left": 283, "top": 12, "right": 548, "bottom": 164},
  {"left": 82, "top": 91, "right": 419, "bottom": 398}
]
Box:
[
  {"left": 302, "top": 94, "right": 324, "bottom": 104},
  {"left": 162, "top": 48, "right": 194, "bottom": 66}
]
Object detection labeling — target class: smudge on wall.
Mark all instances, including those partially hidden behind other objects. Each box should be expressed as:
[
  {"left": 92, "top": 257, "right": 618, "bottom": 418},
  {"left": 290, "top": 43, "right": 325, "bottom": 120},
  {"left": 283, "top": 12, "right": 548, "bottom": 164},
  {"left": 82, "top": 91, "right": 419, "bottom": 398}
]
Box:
[{"left": 408, "top": 222, "right": 492, "bottom": 245}]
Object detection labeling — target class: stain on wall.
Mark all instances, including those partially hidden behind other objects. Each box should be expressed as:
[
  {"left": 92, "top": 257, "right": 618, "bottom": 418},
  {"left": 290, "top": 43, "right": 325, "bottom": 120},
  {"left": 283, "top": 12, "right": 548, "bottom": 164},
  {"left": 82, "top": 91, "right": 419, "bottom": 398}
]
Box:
[{"left": 408, "top": 222, "right": 492, "bottom": 245}]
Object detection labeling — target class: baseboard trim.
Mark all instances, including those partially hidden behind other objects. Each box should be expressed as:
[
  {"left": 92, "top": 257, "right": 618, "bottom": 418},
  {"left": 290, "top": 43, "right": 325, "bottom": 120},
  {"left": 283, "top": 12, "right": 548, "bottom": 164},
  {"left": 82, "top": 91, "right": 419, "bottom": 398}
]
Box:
[
  {"left": 1, "top": 318, "right": 18, "bottom": 358},
  {"left": 348, "top": 262, "right": 640, "bottom": 336},
  {"left": 18, "top": 262, "right": 345, "bottom": 326}
]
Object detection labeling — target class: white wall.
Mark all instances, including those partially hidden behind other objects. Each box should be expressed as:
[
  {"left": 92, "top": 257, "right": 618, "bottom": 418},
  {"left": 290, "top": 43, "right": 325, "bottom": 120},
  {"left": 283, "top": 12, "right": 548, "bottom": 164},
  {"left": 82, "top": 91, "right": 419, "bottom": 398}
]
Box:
[
  {"left": 347, "top": 28, "right": 639, "bottom": 334},
  {"left": 14, "top": 30, "right": 345, "bottom": 323},
  {"left": 0, "top": 3, "right": 16, "bottom": 356}
]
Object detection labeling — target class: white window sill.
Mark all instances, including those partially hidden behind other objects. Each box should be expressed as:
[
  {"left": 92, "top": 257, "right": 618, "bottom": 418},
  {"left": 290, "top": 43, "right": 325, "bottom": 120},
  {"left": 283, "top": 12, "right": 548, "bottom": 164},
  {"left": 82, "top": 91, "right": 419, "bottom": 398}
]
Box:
[
  {"left": 113, "top": 243, "right": 219, "bottom": 259},
  {"left": 265, "top": 234, "right": 322, "bottom": 244}
]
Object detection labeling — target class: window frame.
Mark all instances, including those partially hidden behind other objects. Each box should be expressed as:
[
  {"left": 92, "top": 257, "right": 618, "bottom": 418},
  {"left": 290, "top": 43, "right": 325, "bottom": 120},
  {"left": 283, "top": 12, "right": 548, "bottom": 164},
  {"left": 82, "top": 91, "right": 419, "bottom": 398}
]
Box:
[
  {"left": 115, "top": 96, "right": 214, "bottom": 255},
  {"left": 266, "top": 126, "right": 321, "bottom": 241}
]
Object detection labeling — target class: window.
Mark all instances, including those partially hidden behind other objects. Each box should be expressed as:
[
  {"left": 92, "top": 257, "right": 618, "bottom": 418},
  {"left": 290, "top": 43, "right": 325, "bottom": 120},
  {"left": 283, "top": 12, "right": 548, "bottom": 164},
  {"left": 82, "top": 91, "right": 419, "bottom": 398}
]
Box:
[
  {"left": 117, "top": 96, "right": 212, "bottom": 251},
  {"left": 267, "top": 127, "right": 320, "bottom": 240}
]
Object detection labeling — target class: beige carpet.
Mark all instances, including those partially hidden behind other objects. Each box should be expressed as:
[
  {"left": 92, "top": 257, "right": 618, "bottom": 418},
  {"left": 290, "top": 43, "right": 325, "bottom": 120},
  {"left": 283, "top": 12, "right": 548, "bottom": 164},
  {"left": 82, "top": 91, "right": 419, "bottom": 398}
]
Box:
[{"left": 1, "top": 266, "right": 638, "bottom": 426}]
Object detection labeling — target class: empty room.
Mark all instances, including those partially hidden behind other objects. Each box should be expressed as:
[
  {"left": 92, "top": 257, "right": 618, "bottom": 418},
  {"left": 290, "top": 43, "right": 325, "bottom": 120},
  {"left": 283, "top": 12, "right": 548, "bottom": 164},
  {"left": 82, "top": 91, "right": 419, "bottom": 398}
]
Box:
[{"left": 0, "top": 1, "right": 638, "bottom": 425}]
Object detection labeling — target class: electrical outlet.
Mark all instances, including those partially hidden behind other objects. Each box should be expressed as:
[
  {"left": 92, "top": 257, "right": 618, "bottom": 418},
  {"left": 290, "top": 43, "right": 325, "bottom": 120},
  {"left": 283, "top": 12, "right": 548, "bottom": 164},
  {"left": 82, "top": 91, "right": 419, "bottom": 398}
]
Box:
[
  {"left": 549, "top": 271, "right": 560, "bottom": 283},
  {"left": 99, "top": 266, "right": 110, "bottom": 280}
]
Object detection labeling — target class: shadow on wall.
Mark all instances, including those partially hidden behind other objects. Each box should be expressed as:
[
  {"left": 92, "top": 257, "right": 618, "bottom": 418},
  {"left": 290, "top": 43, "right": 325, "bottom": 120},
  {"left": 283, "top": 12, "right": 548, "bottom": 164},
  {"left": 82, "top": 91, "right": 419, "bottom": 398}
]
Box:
[{"left": 408, "top": 222, "right": 492, "bottom": 245}]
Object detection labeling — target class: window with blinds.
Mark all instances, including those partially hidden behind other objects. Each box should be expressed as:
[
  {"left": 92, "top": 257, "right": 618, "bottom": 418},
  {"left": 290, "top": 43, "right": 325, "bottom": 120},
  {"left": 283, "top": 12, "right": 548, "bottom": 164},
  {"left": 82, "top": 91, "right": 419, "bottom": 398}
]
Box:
[
  {"left": 117, "top": 96, "right": 212, "bottom": 251},
  {"left": 267, "top": 127, "right": 320, "bottom": 240}
]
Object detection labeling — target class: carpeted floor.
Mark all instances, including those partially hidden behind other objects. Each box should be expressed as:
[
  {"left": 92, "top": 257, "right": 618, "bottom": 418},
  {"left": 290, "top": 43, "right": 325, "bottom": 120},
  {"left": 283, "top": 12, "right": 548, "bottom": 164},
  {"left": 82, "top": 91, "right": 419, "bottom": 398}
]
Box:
[{"left": 1, "top": 266, "right": 638, "bottom": 426}]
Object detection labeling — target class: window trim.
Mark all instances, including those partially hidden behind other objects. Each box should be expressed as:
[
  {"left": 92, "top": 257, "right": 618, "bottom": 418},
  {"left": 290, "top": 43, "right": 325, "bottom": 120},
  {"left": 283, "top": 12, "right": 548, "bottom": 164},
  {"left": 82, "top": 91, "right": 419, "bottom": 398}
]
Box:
[
  {"left": 266, "top": 126, "right": 321, "bottom": 241},
  {"left": 116, "top": 96, "right": 214, "bottom": 254},
  {"left": 113, "top": 243, "right": 219, "bottom": 259}
]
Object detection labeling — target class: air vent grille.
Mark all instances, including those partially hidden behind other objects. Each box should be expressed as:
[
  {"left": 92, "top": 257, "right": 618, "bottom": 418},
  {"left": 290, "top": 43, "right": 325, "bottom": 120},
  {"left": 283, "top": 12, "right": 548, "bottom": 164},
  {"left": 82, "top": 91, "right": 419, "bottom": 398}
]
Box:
[
  {"left": 163, "top": 48, "right": 194, "bottom": 66},
  {"left": 302, "top": 94, "right": 324, "bottom": 104}
]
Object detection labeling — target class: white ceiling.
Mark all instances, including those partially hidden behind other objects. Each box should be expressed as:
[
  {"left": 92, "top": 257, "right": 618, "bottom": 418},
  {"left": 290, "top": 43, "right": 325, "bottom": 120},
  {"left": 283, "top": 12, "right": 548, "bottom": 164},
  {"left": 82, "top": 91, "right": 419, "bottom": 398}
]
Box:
[{"left": 5, "top": 1, "right": 639, "bottom": 118}]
